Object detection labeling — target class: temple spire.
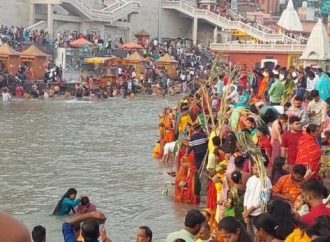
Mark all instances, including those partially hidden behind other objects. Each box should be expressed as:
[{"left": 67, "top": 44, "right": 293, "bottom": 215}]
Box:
[
  {"left": 277, "top": 0, "right": 303, "bottom": 32},
  {"left": 300, "top": 19, "right": 330, "bottom": 61}
]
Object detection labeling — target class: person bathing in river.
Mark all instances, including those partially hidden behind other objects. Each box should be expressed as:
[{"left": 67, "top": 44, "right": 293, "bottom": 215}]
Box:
[
  {"left": 76, "top": 196, "right": 97, "bottom": 215},
  {"left": 53, "top": 188, "right": 81, "bottom": 216}
]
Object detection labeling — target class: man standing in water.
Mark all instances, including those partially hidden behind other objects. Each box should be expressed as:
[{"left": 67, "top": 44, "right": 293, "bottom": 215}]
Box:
[
  {"left": 62, "top": 211, "right": 112, "bottom": 242},
  {"left": 2, "top": 88, "right": 11, "bottom": 101}
]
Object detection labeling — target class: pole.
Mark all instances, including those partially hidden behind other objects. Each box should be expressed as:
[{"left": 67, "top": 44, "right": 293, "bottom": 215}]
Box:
[{"left": 158, "top": 0, "right": 162, "bottom": 43}]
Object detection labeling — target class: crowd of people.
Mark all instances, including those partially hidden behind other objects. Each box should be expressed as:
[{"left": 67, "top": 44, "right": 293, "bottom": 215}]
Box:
[
  {"left": 0, "top": 37, "right": 214, "bottom": 101},
  {"left": 0, "top": 25, "right": 51, "bottom": 50},
  {"left": 153, "top": 62, "right": 330, "bottom": 241}
]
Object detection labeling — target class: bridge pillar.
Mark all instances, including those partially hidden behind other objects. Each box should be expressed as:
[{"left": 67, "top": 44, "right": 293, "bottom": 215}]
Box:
[
  {"left": 29, "top": 2, "right": 35, "bottom": 26},
  {"left": 192, "top": 17, "right": 198, "bottom": 46},
  {"left": 213, "top": 27, "right": 218, "bottom": 43},
  {"left": 47, "top": 4, "right": 53, "bottom": 38}
]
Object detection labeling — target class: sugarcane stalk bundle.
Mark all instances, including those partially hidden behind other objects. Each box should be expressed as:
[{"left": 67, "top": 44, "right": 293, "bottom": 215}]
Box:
[{"left": 321, "top": 147, "right": 330, "bottom": 179}]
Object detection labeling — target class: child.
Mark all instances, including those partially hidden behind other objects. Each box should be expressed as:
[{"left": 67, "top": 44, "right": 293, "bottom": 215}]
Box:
[
  {"left": 257, "top": 126, "right": 272, "bottom": 161},
  {"left": 224, "top": 170, "right": 244, "bottom": 223},
  {"left": 293, "top": 195, "right": 309, "bottom": 216}
]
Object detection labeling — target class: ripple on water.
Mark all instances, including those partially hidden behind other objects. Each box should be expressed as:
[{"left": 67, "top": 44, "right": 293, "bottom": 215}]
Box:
[{"left": 0, "top": 97, "right": 192, "bottom": 242}]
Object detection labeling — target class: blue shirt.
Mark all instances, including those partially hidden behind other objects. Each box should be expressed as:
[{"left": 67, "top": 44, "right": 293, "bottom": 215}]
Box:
[
  {"left": 62, "top": 222, "right": 99, "bottom": 242},
  {"left": 62, "top": 222, "right": 77, "bottom": 242}
]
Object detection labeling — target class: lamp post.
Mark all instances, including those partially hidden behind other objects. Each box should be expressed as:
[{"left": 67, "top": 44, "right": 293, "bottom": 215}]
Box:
[{"left": 158, "top": 0, "right": 162, "bottom": 43}]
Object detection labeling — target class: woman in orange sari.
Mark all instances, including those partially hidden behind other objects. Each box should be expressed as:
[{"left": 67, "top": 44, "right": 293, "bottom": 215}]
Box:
[
  {"left": 257, "top": 70, "right": 269, "bottom": 97},
  {"left": 164, "top": 108, "right": 175, "bottom": 143},
  {"left": 174, "top": 151, "right": 200, "bottom": 204}
]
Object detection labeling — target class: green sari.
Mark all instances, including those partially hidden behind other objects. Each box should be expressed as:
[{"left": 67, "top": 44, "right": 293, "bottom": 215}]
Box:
[{"left": 282, "top": 79, "right": 295, "bottom": 104}]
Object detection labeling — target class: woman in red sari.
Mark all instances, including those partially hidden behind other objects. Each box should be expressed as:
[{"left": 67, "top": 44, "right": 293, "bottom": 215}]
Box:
[{"left": 296, "top": 124, "right": 321, "bottom": 178}]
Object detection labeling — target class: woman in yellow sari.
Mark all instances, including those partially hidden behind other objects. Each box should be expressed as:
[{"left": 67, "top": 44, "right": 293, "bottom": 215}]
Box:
[{"left": 159, "top": 113, "right": 166, "bottom": 140}]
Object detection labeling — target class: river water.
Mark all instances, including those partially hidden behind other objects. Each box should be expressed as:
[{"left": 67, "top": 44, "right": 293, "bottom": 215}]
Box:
[{"left": 0, "top": 97, "right": 194, "bottom": 242}]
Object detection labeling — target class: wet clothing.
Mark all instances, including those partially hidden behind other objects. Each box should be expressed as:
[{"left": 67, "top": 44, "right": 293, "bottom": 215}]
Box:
[{"left": 55, "top": 198, "right": 80, "bottom": 216}]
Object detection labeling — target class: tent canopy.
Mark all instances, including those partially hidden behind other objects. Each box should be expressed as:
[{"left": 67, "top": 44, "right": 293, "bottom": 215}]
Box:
[
  {"left": 20, "top": 45, "right": 49, "bottom": 57},
  {"left": 124, "top": 51, "right": 147, "bottom": 62},
  {"left": 70, "top": 38, "right": 94, "bottom": 47},
  {"left": 84, "top": 56, "right": 118, "bottom": 64},
  {"left": 120, "top": 42, "right": 144, "bottom": 49},
  {"left": 0, "top": 43, "right": 20, "bottom": 56},
  {"left": 155, "top": 53, "right": 178, "bottom": 64},
  {"left": 135, "top": 29, "right": 150, "bottom": 36}
]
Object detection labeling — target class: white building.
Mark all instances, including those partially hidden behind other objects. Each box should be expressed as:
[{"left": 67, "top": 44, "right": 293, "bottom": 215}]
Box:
[
  {"left": 300, "top": 18, "right": 330, "bottom": 68},
  {"left": 0, "top": 0, "right": 205, "bottom": 44},
  {"left": 0, "top": 0, "right": 307, "bottom": 46}
]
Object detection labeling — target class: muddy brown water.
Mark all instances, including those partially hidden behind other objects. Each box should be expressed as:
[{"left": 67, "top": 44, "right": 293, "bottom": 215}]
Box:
[{"left": 0, "top": 96, "right": 195, "bottom": 242}]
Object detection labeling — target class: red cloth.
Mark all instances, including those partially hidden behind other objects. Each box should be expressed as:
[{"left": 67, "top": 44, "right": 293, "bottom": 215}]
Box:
[
  {"left": 258, "top": 135, "right": 272, "bottom": 160},
  {"left": 296, "top": 133, "right": 321, "bottom": 175},
  {"left": 15, "top": 86, "right": 24, "bottom": 97},
  {"left": 223, "top": 76, "right": 229, "bottom": 86},
  {"left": 239, "top": 72, "right": 248, "bottom": 89},
  {"left": 206, "top": 180, "right": 217, "bottom": 211},
  {"left": 300, "top": 204, "right": 330, "bottom": 225},
  {"left": 282, "top": 131, "right": 302, "bottom": 165}
]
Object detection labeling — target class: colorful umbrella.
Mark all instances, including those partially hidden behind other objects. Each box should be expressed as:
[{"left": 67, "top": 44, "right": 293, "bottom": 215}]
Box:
[{"left": 70, "top": 38, "right": 94, "bottom": 48}]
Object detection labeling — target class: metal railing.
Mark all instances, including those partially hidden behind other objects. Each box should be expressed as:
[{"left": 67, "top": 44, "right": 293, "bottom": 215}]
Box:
[
  {"left": 61, "top": 0, "right": 140, "bottom": 23},
  {"left": 162, "top": 0, "right": 301, "bottom": 43},
  {"left": 26, "top": 21, "right": 47, "bottom": 32},
  {"left": 209, "top": 42, "right": 307, "bottom": 52}
]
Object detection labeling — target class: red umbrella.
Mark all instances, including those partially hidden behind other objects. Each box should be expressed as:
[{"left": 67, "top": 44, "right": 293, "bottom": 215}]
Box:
[
  {"left": 70, "top": 38, "right": 94, "bottom": 47},
  {"left": 119, "top": 42, "right": 144, "bottom": 49}
]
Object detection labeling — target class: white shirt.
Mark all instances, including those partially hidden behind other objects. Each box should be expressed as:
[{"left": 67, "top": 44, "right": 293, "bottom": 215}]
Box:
[
  {"left": 308, "top": 99, "right": 328, "bottom": 125},
  {"left": 244, "top": 175, "right": 272, "bottom": 216},
  {"left": 2, "top": 92, "right": 11, "bottom": 102},
  {"left": 228, "top": 89, "right": 239, "bottom": 103},
  {"left": 307, "top": 77, "right": 317, "bottom": 91}
]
